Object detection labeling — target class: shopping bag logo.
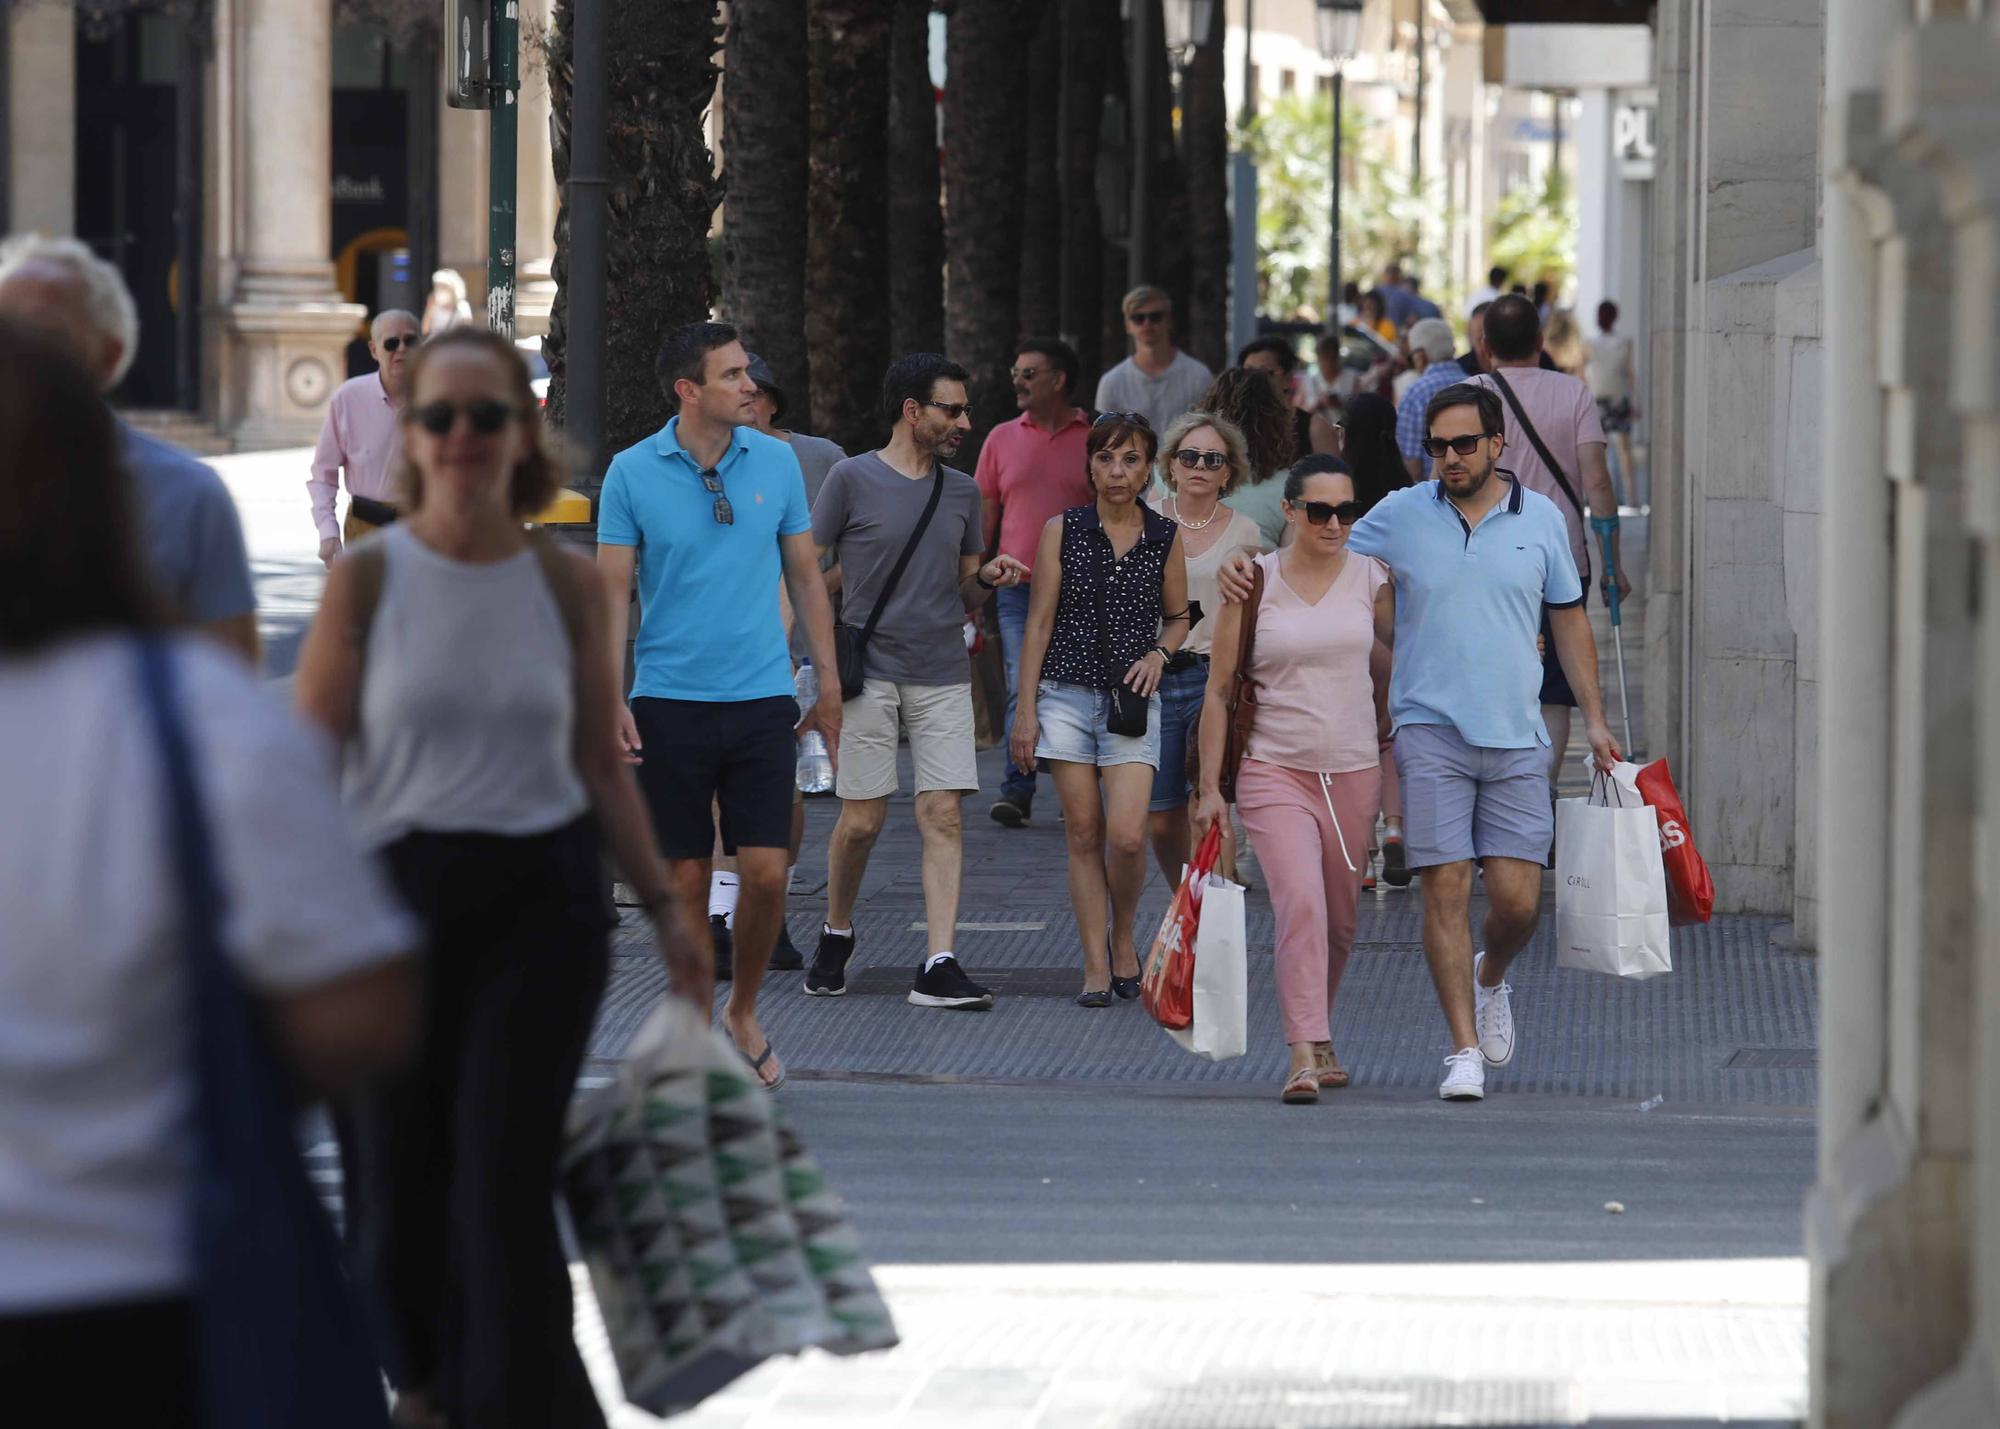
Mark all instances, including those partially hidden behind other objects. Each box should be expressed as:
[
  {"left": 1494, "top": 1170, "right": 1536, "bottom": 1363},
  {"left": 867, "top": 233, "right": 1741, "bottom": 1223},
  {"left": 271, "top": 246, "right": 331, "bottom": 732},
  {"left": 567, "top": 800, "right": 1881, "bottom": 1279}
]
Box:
[{"left": 1659, "top": 818, "right": 1687, "bottom": 851}]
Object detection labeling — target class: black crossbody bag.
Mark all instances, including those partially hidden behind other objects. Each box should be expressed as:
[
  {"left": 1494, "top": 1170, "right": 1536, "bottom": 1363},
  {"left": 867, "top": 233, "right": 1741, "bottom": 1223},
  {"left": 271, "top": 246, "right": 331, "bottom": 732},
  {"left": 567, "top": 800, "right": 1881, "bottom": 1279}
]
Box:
[
  {"left": 834, "top": 466, "right": 945, "bottom": 700},
  {"left": 1487, "top": 368, "right": 1591, "bottom": 586},
  {"left": 1094, "top": 542, "right": 1152, "bottom": 737}
]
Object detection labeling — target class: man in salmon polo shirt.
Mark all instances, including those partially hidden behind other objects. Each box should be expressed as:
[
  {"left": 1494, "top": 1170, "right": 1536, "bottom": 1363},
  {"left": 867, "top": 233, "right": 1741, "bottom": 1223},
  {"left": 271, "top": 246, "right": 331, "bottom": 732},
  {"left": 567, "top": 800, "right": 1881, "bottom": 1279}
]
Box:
[{"left": 976, "top": 336, "right": 1094, "bottom": 827}]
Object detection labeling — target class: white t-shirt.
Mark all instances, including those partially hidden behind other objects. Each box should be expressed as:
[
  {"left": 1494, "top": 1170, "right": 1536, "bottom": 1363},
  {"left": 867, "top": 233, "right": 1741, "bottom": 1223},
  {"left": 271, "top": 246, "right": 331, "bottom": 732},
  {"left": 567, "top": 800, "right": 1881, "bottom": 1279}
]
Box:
[{"left": 0, "top": 635, "right": 415, "bottom": 1312}]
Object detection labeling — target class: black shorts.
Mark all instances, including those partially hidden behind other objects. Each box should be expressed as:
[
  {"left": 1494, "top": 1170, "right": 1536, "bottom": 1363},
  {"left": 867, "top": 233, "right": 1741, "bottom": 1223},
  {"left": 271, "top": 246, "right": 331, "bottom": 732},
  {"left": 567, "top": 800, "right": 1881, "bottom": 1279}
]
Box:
[
  {"left": 632, "top": 696, "right": 797, "bottom": 859},
  {"left": 1539, "top": 587, "right": 1589, "bottom": 708}
]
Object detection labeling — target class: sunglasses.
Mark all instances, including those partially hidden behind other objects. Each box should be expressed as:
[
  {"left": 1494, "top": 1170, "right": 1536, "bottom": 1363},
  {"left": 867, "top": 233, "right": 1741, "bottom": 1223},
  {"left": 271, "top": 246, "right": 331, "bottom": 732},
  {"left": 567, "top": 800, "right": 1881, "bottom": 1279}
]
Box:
[
  {"left": 379, "top": 335, "right": 416, "bottom": 353},
  {"left": 1128, "top": 309, "right": 1169, "bottom": 326},
  {"left": 1297, "top": 500, "right": 1364, "bottom": 527},
  {"left": 1421, "top": 433, "right": 1495, "bottom": 459},
  {"left": 410, "top": 398, "right": 514, "bottom": 436},
  {"left": 1008, "top": 366, "right": 1043, "bottom": 383},
  {"left": 923, "top": 399, "right": 973, "bottom": 421},
  {"left": 699, "top": 468, "right": 733, "bottom": 525},
  {"left": 1172, "top": 448, "right": 1229, "bottom": 472},
  {"left": 1092, "top": 410, "right": 1152, "bottom": 429}
]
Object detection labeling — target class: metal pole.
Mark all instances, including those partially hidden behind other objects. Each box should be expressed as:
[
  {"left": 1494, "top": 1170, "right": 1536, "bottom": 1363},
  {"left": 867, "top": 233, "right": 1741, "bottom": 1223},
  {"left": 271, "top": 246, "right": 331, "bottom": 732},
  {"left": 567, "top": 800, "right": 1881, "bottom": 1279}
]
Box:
[
  {"left": 1240, "top": 0, "right": 1256, "bottom": 127},
  {"left": 0, "top": 13, "right": 12, "bottom": 233},
  {"left": 1329, "top": 67, "right": 1343, "bottom": 317},
  {"left": 567, "top": 0, "right": 611, "bottom": 487},
  {"left": 486, "top": 0, "right": 519, "bottom": 337},
  {"left": 1129, "top": 0, "right": 1155, "bottom": 286},
  {"left": 1411, "top": 0, "right": 1424, "bottom": 190}
]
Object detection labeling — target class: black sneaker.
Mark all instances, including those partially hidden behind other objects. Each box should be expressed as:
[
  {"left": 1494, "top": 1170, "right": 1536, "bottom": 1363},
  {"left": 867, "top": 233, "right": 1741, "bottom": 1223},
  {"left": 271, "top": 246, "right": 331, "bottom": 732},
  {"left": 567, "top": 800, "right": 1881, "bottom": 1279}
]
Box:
[
  {"left": 989, "top": 791, "right": 1031, "bottom": 827},
  {"left": 1381, "top": 836, "right": 1411, "bottom": 888},
  {"left": 804, "top": 928, "right": 855, "bottom": 996},
  {"left": 769, "top": 920, "right": 806, "bottom": 971},
  {"left": 908, "top": 956, "right": 995, "bottom": 1010},
  {"left": 711, "top": 915, "right": 733, "bottom": 982}
]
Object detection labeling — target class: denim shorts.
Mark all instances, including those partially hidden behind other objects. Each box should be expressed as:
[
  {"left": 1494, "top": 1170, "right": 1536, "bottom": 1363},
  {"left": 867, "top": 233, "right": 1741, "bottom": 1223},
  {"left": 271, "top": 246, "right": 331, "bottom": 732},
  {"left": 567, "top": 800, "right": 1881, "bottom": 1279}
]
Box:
[
  {"left": 1033, "top": 679, "right": 1161, "bottom": 770},
  {"left": 1148, "top": 659, "right": 1208, "bottom": 810}
]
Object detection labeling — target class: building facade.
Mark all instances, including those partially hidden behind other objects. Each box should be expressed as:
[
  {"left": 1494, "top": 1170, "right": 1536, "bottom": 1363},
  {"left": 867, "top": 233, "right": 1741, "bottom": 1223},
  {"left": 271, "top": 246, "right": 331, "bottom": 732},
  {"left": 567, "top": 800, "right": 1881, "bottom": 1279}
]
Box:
[
  {"left": 2, "top": 0, "right": 560, "bottom": 446},
  {"left": 1645, "top": 0, "right": 1999, "bottom": 1421}
]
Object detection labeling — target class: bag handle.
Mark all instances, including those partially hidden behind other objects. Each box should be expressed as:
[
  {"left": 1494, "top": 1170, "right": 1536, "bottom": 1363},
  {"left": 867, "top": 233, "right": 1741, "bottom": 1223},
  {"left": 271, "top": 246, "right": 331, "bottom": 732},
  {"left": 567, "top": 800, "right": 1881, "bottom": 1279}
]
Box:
[
  {"left": 1591, "top": 767, "right": 1640, "bottom": 808},
  {"left": 1487, "top": 369, "right": 1591, "bottom": 586},
  {"left": 135, "top": 639, "right": 227, "bottom": 981},
  {"left": 856, "top": 464, "right": 946, "bottom": 646}
]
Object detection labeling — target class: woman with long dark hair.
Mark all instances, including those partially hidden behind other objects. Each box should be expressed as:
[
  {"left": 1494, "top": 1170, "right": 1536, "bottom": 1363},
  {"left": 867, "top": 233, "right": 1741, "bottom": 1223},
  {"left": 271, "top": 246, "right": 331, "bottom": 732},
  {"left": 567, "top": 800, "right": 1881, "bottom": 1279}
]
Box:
[
  {"left": 0, "top": 318, "right": 420, "bottom": 1423},
  {"left": 294, "top": 327, "right": 708, "bottom": 1428},
  {"left": 1201, "top": 366, "right": 1297, "bottom": 547},
  {"left": 1334, "top": 392, "right": 1411, "bottom": 514},
  {"left": 1012, "top": 414, "right": 1192, "bottom": 1006}
]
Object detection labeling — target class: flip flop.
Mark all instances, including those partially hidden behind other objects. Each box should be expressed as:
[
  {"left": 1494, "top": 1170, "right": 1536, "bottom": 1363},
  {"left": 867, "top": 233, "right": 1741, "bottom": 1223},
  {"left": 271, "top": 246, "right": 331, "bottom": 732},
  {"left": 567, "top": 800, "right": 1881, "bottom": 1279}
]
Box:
[{"left": 739, "top": 1040, "right": 786, "bottom": 1091}]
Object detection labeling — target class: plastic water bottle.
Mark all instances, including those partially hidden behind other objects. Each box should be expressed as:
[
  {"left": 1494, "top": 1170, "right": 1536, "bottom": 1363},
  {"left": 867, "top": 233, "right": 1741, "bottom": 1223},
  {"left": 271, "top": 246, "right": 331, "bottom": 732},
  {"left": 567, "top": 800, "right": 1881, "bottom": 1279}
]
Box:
[{"left": 794, "top": 661, "right": 834, "bottom": 794}]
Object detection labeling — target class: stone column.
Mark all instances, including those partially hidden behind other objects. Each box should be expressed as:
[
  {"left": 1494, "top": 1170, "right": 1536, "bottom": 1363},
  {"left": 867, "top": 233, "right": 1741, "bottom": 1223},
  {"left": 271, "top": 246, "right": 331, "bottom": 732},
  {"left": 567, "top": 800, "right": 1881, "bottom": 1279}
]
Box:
[
  {"left": 437, "top": 39, "right": 491, "bottom": 315},
  {"left": 220, "top": 0, "right": 363, "bottom": 446},
  {"left": 7, "top": 4, "right": 75, "bottom": 234},
  {"left": 515, "top": 0, "right": 559, "bottom": 337}
]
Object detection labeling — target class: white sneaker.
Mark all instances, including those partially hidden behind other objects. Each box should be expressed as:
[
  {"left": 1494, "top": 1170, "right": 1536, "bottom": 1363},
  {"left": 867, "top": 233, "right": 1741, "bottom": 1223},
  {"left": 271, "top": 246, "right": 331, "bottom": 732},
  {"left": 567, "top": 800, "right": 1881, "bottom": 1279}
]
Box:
[
  {"left": 1439, "top": 1047, "right": 1486, "bottom": 1101},
  {"left": 1473, "top": 951, "right": 1516, "bottom": 1068}
]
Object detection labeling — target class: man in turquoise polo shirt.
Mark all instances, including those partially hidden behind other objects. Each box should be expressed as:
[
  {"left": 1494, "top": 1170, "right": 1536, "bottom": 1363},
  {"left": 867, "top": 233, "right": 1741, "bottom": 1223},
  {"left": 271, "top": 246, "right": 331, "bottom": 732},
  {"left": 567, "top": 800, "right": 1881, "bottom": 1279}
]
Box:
[
  {"left": 1218, "top": 383, "right": 1619, "bottom": 1104},
  {"left": 598, "top": 321, "right": 841, "bottom": 1089}
]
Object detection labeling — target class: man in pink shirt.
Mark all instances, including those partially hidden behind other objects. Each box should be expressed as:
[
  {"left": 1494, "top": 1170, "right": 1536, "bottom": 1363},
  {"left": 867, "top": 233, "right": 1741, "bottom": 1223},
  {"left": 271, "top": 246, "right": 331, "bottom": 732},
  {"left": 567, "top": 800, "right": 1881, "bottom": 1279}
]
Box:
[
  {"left": 309, "top": 308, "right": 418, "bottom": 566},
  {"left": 1470, "top": 294, "right": 1630, "bottom": 787},
  {"left": 976, "top": 336, "right": 1094, "bottom": 826}
]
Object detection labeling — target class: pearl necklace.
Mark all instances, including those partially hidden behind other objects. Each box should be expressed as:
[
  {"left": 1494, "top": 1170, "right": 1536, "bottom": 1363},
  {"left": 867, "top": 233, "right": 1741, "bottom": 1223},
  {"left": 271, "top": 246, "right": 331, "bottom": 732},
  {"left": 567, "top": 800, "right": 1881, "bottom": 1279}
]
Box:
[{"left": 1171, "top": 498, "right": 1220, "bottom": 531}]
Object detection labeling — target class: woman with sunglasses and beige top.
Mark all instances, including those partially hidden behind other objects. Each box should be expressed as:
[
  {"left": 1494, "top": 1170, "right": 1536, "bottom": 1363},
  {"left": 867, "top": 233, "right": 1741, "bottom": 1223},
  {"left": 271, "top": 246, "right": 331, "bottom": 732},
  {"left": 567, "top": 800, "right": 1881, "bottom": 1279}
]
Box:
[
  {"left": 1144, "top": 410, "right": 1268, "bottom": 884},
  {"left": 1192, "top": 460, "right": 1391, "bottom": 1103},
  {"left": 295, "top": 327, "right": 708, "bottom": 1428},
  {"left": 1012, "top": 413, "right": 1192, "bottom": 1008}
]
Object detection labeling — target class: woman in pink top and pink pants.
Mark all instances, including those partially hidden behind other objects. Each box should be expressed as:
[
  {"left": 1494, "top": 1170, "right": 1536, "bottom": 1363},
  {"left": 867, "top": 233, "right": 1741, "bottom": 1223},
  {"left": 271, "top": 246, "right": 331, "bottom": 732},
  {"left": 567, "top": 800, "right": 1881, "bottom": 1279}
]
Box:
[{"left": 1194, "top": 462, "right": 1392, "bottom": 1103}]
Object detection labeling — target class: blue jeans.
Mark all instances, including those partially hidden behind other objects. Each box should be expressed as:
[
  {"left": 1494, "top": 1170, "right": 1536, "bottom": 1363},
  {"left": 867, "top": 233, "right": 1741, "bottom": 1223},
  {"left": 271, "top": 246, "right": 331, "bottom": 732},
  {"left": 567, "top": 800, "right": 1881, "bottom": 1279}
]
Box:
[{"left": 996, "top": 583, "right": 1036, "bottom": 802}]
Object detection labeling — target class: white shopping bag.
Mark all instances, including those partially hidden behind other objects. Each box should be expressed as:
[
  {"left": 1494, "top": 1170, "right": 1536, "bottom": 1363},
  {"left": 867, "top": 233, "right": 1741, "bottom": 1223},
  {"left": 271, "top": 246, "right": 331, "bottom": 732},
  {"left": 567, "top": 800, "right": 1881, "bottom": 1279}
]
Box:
[
  {"left": 1555, "top": 767, "right": 1673, "bottom": 980},
  {"left": 1166, "top": 874, "right": 1248, "bottom": 1061}
]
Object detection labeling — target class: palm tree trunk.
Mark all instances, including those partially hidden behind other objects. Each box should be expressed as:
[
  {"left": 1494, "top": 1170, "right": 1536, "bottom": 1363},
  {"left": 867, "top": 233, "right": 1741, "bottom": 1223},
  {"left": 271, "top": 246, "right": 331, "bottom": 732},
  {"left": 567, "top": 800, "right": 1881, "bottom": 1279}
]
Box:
[
  {"left": 944, "top": 0, "right": 1048, "bottom": 467},
  {"left": 888, "top": 0, "right": 943, "bottom": 357},
  {"left": 1016, "top": 2, "right": 1062, "bottom": 339},
  {"left": 807, "top": 0, "right": 894, "bottom": 456},
  {"left": 720, "top": 0, "right": 811, "bottom": 413},
  {"left": 1181, "top": 2, "right": 1229, "bottom": 371},
  {"left": 546, "top": 0, "right": 719, "bottom": 456},
  {"left": 1057, "top": 0, "right": 1118, "bottom": 384}
]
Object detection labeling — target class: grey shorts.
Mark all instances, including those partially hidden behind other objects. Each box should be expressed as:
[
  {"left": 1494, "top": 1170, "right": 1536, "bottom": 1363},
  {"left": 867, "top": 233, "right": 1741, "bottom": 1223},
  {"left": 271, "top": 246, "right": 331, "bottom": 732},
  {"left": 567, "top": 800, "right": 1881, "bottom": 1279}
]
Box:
[{"left": 1392, "top": 723, "right": 1552, "bottom": 869}]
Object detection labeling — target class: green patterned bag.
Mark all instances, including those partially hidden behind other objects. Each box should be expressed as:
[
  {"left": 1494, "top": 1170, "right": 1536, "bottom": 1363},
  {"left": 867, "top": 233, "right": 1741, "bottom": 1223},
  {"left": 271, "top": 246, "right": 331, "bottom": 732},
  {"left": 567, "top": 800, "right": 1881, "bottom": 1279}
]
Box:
[{"left": 562, "top": 999, "right": 899, "bottom": 1416}]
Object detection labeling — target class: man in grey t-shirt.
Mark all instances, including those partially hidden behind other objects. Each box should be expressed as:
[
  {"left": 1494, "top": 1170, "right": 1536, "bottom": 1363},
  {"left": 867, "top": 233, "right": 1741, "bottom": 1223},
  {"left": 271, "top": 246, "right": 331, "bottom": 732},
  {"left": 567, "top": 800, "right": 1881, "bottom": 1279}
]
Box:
[
  {"left": 1093, "top": 284, "right": 1214, "bottom": 437},
  {"left": 805, "top": 354, "right": 1025, "bottom": 1010}
]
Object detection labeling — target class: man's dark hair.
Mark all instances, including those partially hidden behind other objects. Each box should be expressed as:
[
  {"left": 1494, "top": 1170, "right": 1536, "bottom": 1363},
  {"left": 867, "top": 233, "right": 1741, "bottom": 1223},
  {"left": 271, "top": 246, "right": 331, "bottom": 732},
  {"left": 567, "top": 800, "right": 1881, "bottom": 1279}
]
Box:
[
  {"left": 1315, "top": 330, "right": 1343, "bottom": 354},
  {"left": 1469, "top": 300, "right": 1494, "bottom": 321},
  {"left": 1283, "top": 452, "right": 1349, "bottom": 503},
  {"left": 1015, "top": 336, "right": 1079, "bottom": 398},
  {"left": 655, "top": 321, "right": 739, "bottom": 399},
  {"left": 1383, "top": 261, "right": 1404, "bottom": 281},
  {"left": 1488, "top": 265, "right": 1509, "bottom": 288},
  {"left": 1483, "top": 293, "right": 1542, "bottom": 363},
  {"left": 1425, "top": 383, "right": 1504, "bottom": 442},
  {"left": 1597, "top": 299, "right": 1620, "bottom": 332},
  {"left": 1531, "top": 280, "right": 1552, "bottom": 307},
  {"left": 1237, "top": 334, "right": 1300, "bottom": 373},
  {"left": 882, "top": 352, "right": 972, "bottom": 424},
  {"left": 1406, "top": 275, "right": 1424, "bottom": 293}
]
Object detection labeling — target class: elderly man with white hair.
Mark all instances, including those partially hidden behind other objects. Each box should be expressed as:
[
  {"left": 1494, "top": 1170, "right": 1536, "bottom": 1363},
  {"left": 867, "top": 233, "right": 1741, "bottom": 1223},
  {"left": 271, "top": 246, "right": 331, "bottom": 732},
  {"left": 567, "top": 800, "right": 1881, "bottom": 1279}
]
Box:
[
  {"left": 0, "top": 234, "right": 258, "bottom": 661},
  {"left": 1394, "top": 316, "right": 1471, "bottom": 483},
  {"left": 309, "top": 307, "right": 419, "bottom": 565}
]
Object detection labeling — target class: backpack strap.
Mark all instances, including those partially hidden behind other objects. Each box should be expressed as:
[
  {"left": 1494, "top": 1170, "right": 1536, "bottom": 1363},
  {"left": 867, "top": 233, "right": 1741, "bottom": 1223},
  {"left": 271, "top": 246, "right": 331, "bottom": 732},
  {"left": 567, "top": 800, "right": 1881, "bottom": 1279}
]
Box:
[{"left": 525, "top": 527, "right": 589, "bottom": 656}]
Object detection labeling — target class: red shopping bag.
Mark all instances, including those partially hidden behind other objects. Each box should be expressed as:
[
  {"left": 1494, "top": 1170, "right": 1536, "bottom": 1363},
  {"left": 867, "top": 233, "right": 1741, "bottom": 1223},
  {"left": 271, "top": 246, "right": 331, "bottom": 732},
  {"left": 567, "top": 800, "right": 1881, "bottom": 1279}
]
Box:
[
  {"left": 1142, "top": 824, "right": 1222, "bottom": 1031},
  {"left": 1632, "top": 758, "right": 1713, "bottom": 926}
]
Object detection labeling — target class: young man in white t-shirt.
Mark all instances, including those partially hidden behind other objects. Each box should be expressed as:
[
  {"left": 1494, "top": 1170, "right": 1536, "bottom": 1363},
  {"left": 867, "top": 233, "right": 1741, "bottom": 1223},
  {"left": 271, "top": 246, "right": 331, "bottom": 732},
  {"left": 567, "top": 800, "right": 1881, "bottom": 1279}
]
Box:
[{"left": 1093, "top": 285, "right": 1214, "bottom": 436}]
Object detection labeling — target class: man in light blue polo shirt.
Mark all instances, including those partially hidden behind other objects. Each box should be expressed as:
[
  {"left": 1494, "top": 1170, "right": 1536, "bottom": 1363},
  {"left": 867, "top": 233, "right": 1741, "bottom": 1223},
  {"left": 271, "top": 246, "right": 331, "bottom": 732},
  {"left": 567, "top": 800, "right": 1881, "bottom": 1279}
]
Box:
[
  {"left": 597, "top": 321, "right": 841, "bottom": 1090},
  {"left": 1354, "top": 382, "right": 1618, "bottom": 1102}
]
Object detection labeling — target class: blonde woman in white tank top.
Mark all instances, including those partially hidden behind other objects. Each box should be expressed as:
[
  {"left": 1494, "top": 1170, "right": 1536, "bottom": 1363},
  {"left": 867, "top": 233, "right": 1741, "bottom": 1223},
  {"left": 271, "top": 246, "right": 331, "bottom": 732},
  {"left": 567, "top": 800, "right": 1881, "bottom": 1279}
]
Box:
[
  {"left": 1147, "top": 411, "right": 1270, "bottom": 886},
  {"left": 293, "top": 329, "right": 706, "bottom": 1429}
]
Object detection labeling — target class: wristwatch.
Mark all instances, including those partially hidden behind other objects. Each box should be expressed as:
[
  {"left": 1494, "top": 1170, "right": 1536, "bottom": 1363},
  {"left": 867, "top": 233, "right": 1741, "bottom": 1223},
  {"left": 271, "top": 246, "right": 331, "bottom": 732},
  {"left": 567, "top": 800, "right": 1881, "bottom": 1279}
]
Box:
[
  {"left": 975, "top": 570, "right": 998, "bottom": 590},
  {"left": 1154, "top": 645, "right": 1173, "bottom": 662}
]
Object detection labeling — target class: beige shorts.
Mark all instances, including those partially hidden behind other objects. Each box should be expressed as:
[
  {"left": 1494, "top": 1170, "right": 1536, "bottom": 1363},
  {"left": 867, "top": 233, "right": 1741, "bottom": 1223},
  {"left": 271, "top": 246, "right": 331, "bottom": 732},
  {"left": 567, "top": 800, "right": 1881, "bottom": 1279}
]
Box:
[{"left": 836, "top": 679, "right": 979, "bottom": 800}]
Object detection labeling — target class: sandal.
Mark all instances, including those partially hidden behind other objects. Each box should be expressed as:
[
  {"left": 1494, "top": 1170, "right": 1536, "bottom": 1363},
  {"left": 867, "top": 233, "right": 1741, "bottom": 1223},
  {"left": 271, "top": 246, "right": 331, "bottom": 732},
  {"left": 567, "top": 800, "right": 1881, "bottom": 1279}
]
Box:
[
  {"left": 1313, "top": 1043, "right": 1351, "bottom": 1089},
  {"left": 1281, "top": 1065, "right": 1321, "bottom": 1104},
  {"left": 738, "top": 1039, "right": 786, "bottom": 1091}
]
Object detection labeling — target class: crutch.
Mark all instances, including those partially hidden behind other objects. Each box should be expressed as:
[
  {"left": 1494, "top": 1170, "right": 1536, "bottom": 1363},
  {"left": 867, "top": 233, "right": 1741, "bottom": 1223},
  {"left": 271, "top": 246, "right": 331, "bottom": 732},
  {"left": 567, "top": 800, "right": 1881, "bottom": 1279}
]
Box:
[{"left": 1592, "top": 514, "right": 1634, "bottom": 755}]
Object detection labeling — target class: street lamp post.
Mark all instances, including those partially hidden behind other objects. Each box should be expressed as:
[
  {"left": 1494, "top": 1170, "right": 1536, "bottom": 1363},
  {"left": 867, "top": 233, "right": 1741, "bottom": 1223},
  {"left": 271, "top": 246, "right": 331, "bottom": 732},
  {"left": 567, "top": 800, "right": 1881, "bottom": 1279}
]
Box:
[
  {"left": 1316, "top": 0, "right": 1362, "bottom": 320},
  {"left": 1130, "top": 0, "right": 1214, "bottom": 286}
]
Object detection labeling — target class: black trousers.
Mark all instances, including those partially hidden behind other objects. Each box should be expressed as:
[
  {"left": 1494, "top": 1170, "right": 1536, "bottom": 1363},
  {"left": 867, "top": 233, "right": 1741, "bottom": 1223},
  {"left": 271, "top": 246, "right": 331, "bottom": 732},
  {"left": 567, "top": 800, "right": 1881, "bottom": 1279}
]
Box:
[
  {"left": 0, "top": 1297, "right": 198, "bottom": 1426},
  {"left": 343, "top": 815, "right": 612, "bottom": 1429}
]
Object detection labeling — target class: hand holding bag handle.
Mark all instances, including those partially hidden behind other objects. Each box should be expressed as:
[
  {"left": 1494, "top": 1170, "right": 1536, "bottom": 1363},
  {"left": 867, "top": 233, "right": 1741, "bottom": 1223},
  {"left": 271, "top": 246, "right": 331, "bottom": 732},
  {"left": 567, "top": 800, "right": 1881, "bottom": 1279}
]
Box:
[
  {"left": 1487, "top": 367, "right": 1591, "bottom": 587},
  {"left": 835, "top": 465, "right": 946, "bottom": 699},
  {"left": 134, "top": 639, "right": 391, "bottom": 1429}
]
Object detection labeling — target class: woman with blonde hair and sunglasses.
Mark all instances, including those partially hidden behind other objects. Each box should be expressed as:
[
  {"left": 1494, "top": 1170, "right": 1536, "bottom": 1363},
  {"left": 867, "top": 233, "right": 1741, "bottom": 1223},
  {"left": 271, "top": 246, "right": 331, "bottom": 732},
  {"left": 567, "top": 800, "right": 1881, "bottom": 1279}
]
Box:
[
  {"left": 294, "top": 326, "right": 708, "bottom": 1428},
  {"left": 1192, "top": 457, "right": 1390, "bottom": 1104},
  {"left": 1144, "top": 410, "right": 1268, "bottom": 884}
]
